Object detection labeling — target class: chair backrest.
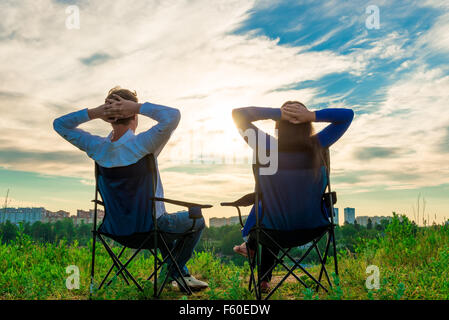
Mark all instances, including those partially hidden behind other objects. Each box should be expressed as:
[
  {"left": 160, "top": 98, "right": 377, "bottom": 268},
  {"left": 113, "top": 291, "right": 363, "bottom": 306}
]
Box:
[
  {"left": 95, "top": 154, "right": 157, "bottom": 237},
  {"left": 255, "top": 151, "right": 331, "bottom": 231}
]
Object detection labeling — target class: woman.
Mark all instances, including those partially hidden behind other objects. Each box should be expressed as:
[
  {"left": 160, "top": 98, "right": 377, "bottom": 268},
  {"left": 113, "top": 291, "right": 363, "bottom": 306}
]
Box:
[{"left": 231, "top": 101, "right": 354, "bottom": 292}]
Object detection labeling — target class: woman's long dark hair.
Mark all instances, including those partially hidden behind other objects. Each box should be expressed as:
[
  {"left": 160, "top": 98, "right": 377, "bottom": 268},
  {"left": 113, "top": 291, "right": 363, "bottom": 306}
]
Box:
[{"left": 275, "top": 119, "right": 325, "bottom": 174}]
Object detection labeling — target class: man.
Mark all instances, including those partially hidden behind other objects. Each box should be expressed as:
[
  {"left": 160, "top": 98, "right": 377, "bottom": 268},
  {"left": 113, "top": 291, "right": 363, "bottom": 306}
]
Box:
[{"left": 53, "top": 86, "right": 208, "bottom": 291}]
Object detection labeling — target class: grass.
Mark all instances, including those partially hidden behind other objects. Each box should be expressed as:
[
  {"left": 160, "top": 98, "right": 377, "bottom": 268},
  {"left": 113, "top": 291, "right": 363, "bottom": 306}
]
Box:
[{"left": 1, "top": 215, "right": 448, "bottom": 300}]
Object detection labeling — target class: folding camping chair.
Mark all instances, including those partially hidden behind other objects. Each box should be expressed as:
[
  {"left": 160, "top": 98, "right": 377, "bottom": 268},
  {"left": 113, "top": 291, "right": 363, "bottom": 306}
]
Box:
[
  {"left": 221, "top": 149, "right": 338, "bottom": 300},
  {"left": 89, "top": 154, "right": 212, "bottom": 298}
]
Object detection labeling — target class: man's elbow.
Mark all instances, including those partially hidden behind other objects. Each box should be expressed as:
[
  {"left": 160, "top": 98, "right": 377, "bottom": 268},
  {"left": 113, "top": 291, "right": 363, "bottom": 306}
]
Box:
[{"left": 53, "top": 118, "right": 62, "bottom": 134}]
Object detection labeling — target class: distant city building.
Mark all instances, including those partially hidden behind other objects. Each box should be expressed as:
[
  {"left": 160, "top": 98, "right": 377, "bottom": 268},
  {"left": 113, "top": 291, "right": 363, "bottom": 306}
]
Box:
[
  {"left": 344, "top": 207, "right": 356, "bottom": 224},
  {"left": 355, "top": 215, "right": 369, "bottom": 226},
  {"left": 71, "top": 209, "right": 104, "bottom": 225},
  {"left": 209, "top": 217, "right": 226, "bottom": 228},
  {"left": 373, "top": 216, "right": 392, "bottom": 225},
  {"left": 333, "top": 208, "right": 339, "bottom": 225},
  {"left": 209, "top": 215, "right": 248, "bottom": 228},
  {"left": 43, "top": 210, "right": 70, "bottom": 223},
  {"left": 227, "top": 216, "right": 242, "bottom": 225},
  {"left": 0, "top": 207, "right": 104, "bottom": 225},
  {"left": 0, "top": 207, "right": 46, "bottom": 225},
  {"left": 356, "top": 216, "right": 392, "bottom": 227}
]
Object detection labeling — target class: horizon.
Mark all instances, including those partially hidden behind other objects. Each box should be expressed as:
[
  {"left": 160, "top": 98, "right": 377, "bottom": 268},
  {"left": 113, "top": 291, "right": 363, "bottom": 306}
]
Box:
[
  {"left": 1, "top": 1, "right": 449, "bottom": 224},
  {"left": 0, "top": 202, "right": 441, "bottom": 227}
]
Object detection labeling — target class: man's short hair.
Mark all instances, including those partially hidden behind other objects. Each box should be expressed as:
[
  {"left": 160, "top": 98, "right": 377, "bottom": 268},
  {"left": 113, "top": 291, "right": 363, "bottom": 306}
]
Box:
[{"left": 106, "top": 86, "right": 138, "bottom": 125}]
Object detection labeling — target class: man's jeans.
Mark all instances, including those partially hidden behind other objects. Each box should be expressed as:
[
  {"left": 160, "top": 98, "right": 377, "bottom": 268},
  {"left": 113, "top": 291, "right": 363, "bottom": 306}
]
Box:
[{"left": 157, "top": 210, "right": 205, "bottom": 278}]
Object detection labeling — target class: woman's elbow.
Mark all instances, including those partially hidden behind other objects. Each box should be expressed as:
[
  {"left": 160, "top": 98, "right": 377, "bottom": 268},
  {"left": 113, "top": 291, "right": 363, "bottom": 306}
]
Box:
[
  {"left": 169, "top": 109, "right": 181, "bottom": 130},
  {"left": 232, "top": 108, "right": 245, "bottom": 122},
  {"left": 345, "top": 109, "right": 355, "bottom": 122},
  {"left": 349, "top": 109, "right": 354, "bottom": 121}
]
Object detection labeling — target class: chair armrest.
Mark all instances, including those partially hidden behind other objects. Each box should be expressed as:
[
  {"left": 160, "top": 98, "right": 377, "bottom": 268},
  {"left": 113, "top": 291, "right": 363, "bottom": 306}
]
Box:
[
  {"left": 91, "top": 200, "right": 105, "bottom": 206},
  {"left": 220, "top": 193, "right": 255, "bottom": 207},
  {"left": 323, "top": 192, "right": 337, "bottom": 207},
  {"left": 220, "top": 193, "right": 256, "bottom": 228},
  {"left": 151, "top": 197, "right": 213, "bottom": 209}
]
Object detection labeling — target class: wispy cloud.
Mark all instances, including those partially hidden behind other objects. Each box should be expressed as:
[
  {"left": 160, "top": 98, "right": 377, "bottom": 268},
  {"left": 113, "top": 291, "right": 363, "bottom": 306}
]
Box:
[
  {"left": 80, "top": 52, "right": 113, "bottom": 66},
  {"left": 438, "top": 127, "right": 449, "bottom": 153},
  {"left": 353, "top": 147, "right": 406, "bottom": 161}
]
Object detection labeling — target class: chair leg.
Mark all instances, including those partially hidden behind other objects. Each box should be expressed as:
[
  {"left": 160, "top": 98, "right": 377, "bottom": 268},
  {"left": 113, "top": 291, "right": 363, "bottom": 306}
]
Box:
[
  {"left": 105, "top": 247, "right": 146, "bottom": 288},
  {"left": 258, "top": 247, "right": 294, "bottom": 286},
  {"left": 95, "top": 231, "right": 204, "bottom": 298},
  {"left": 146, "top": 251, "right": 168, "bottom": 281},
  {"left": 155, "top": 246, "right": 178, "bottom": 297},
  {"left": 99, "top": 246, "right": 127, "bottom": 290},
  {"left": 97, "top": 235, "right": 143, "bottom": 291},
  {"left": 106, "top": 233, "right": 158, "bottom": 292},
  {"left": 157, "top": 235, "right": 193, "bottom": 297},
  {"left": 169, "top": 239, "right": 194, "bottom": 295},
  {"left": 156, "top": 250, "right": 191, "bottom": 298},
  {"left": 98, "top": 238, "right": 130, "bottom": 286},
  {"left": 254, "top": 247, "right": 261, "bottom": 300},
  {"left": 331, "top": 230, "right": 339, "bottom": 276},
  {"left": 266, "top": 247, "right": 307, "bottom": 286},
  {"left": 250, "top": 232, "right": 313, "bottom": 300},
  {"left": 265, "top": 267, "right": 306, "bottom": 301},
  {"left": 246, "top": 244, "right": 257, "bottom": 293},
  {"left": 315, "top": 236, "right": 332, "bottom": 292},
  {"left": 262, "top": 247, "right": 310, "bottom": 300},
  {"left": 288, "top": 252, "right": 328, "bottom": 292},
  {"left": 153, "top": 238, "right": 158, "bottom": 298},
  {"left": 261, "top": 231, "right": 328, "bottom": 294},
  {"left": 315, "top": 253, "right": 331, "bottom": 291},
  {"left": 89, "top": 231, "right": 97, "bottom": 297}
]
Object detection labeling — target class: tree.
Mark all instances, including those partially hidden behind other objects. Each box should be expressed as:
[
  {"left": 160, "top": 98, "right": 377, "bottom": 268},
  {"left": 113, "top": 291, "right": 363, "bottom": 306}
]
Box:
[
  {"left": 367, "top": 218, "right": 373, "bottom": 230},
  {"left": 0, "top": 221, "right": 18, "bottom": 243},
  {"left": 61, "top": 219, "right": 75, "bottom": 242},
  {"left": 379, "top": 218, "right": 391, "bottom": 230}
]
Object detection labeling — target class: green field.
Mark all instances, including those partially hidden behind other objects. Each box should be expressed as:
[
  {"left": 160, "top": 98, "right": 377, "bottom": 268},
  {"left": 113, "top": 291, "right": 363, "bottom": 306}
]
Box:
[{"left": 1, "top": 215, "right": 448, "bottom": 300}]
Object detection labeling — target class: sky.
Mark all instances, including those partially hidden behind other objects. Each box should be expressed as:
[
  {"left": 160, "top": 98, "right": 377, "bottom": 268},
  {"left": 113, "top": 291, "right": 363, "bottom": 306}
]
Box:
[{"left": 0, "top": 0, "right": 448, "bottom": 225}]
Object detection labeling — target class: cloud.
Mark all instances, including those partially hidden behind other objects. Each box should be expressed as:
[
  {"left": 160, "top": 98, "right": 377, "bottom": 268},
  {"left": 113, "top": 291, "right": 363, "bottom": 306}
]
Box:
[
  {"left": 353, "top": 147, "right": 404, "bottom": 161},
  {"left": 80, "top": 52, "right": 113, "bottom": 66},
  {"left": 0, "top": 148, "right": 84, "bottom": 163},
  {"left": 0, "top": 90, "right": 25, "bottom": 99},
  {"left": 439, "top": 127, "right": 449, "bottom": 153},
  {"left": 418, "top": 12, "right": 449, "bottom": 52},
  {"left": 333, "top": 66, "right": 449, "bottom": 191},
  {"left": 0, "top": 148, "right": 91, "bottom": 177},
  {"left": 332, "top": 169, "right": 423, "bottom": 187}
]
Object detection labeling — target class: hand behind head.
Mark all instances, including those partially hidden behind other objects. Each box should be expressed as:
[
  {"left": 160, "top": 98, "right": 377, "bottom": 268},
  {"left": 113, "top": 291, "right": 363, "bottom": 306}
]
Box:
[{"left": 281, "top": 101, "right": 311, "bottom": 124}]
